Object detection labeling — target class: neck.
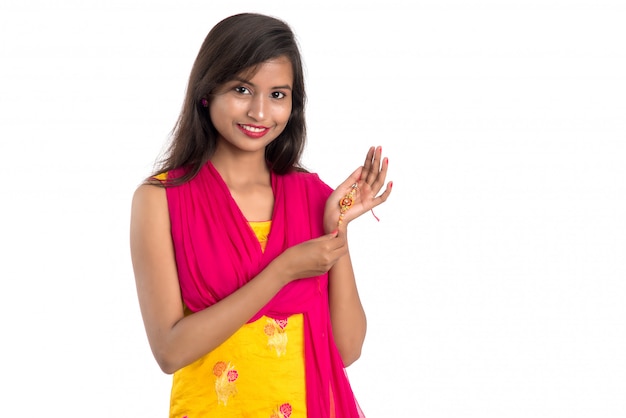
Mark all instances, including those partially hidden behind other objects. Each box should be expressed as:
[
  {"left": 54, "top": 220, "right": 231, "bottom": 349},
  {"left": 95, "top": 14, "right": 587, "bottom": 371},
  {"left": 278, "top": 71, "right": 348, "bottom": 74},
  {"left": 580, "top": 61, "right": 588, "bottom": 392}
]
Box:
[{"left": 210, "top": 152, "right": 271, "bottom": 188}]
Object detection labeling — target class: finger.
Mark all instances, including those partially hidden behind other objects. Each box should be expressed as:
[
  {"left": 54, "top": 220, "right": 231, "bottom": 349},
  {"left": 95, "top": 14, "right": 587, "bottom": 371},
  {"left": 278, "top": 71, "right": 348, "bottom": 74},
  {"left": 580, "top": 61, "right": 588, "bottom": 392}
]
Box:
[
  {"left": 329, "top": 231, "right": 348, "bottom": 253},
  {"left": 308, "top": 230, "right": 337, "bottom": 245},
  {"left": 370, "top": 181, "right": 393, "bottom": 208},
  {"left": 369, "top": 155, "right": 389, "bottom": 194},
  {"left": 335, "top": 221, "right": 348, "bottom": 237},
  {"left": 318, "top": 229, "right": 338, "bottom": 240},
  {"left": 364, "top": 146, "right": 382, "bottom": 185},
  {"left": 318, "top": 229, "right": 346, "bottom": 252},
  {"left": 331, "top": 242, "right": 348, "bottom": 261},
  {"left": 361, "top": 146, "right": 375, "bottom": 181}
]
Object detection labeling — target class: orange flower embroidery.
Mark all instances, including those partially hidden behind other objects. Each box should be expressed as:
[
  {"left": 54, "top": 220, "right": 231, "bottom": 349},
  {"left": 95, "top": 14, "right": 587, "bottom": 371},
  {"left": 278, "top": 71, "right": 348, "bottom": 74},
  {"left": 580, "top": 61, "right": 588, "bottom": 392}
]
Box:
[
  {"left": 213, "top": 361, "right": 226, "bottom": 376},
  {"left": 213, "top": 361, "right": 238, "bottom": 405},
  {"left": 264, "top": 318, "right": 288, "bottom": 356}
]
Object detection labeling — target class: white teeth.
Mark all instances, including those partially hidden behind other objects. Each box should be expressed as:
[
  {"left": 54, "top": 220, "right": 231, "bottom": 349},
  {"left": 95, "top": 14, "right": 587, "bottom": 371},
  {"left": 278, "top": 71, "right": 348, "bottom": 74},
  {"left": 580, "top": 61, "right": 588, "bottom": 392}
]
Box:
[{"left": 240, "top": 124, "right": 265, "bottom": 133}]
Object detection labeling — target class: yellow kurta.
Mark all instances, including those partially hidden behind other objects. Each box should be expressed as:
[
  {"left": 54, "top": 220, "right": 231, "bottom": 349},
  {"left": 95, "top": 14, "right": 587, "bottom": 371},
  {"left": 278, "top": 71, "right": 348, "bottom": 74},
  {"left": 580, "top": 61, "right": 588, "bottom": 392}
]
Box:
[{"left": 169, "top": 221, "right": 306, "bottom": 418}]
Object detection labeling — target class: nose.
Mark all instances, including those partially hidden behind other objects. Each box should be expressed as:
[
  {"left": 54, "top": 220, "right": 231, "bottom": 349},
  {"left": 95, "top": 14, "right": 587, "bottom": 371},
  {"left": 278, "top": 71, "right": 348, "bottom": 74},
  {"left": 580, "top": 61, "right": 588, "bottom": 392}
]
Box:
[{"left": 247, "top": 94, "right": 266, "bottom": 121}]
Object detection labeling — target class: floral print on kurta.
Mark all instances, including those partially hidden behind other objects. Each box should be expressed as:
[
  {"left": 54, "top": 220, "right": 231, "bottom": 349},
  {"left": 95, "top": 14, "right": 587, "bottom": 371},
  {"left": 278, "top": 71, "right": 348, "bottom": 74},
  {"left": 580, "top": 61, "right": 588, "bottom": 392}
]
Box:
[
  {"left": 270, "top": 402, "right": 293, "bottom": 418},
  {"left": 213, "top": 361, "right": 239, "bottom": 405},
  {"left": 265, "top": 317, "right": 289, "bottom": 356}
]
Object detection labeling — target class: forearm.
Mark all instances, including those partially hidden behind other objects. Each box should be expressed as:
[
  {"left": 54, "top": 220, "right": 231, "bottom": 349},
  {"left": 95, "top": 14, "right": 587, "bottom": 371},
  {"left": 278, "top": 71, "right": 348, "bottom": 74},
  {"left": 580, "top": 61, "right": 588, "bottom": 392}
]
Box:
[
  {"left": 154, "top": 261, "right": 288, "bottom": 374},
  {"left": 328, "top": 240, "right": 367, "bottom": 367}
]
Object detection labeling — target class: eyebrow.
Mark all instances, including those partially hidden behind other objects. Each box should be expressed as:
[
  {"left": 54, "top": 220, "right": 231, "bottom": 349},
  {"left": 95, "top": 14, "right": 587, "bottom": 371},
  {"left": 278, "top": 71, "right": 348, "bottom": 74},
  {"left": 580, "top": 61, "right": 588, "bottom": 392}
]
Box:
[{"left": 232, "top": 76, "right": 292, "bottom": 91}]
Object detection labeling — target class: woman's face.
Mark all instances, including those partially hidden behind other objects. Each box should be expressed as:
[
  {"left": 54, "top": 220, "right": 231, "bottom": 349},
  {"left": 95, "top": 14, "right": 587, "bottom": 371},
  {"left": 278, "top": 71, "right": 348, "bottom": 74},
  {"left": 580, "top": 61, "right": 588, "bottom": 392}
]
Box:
[{"left": 209, "top": 56, "right": 294, "bottom": 157}]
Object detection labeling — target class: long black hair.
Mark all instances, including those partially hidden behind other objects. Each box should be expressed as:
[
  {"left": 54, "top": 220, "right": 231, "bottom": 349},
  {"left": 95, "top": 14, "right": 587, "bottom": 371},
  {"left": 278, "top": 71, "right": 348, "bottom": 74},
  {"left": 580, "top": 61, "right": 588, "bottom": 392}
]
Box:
[{"left": 152, "top": 13, "right": 307, "bottom": 185}]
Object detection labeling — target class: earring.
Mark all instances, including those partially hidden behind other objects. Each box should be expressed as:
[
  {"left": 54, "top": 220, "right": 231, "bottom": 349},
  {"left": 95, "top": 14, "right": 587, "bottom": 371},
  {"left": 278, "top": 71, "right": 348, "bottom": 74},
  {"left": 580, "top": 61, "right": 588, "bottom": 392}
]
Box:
[{"left": 201, "top": 98, "right": 208, "bottom": 107}]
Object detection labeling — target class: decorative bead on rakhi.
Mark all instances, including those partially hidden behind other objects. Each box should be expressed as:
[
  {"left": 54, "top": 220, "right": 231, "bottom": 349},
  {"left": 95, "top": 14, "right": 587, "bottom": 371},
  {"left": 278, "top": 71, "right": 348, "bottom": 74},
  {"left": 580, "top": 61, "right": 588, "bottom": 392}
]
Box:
[{"left": 338, "top": 183, "right": 358, "bottom": 225}]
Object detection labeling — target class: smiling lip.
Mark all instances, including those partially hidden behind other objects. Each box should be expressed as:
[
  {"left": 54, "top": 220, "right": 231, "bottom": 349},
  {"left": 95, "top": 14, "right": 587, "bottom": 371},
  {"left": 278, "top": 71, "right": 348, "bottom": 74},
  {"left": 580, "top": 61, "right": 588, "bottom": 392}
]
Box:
[{"left": 237, "top": 123, "right": 269, "bottom": 138}]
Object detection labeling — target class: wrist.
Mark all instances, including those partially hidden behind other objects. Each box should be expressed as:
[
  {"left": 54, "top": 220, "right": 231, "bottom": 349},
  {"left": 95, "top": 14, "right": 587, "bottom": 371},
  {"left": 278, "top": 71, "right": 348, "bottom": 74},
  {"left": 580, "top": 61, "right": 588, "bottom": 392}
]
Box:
[{"left": 267, "top": 254, "right": 294, "bottom": 286}]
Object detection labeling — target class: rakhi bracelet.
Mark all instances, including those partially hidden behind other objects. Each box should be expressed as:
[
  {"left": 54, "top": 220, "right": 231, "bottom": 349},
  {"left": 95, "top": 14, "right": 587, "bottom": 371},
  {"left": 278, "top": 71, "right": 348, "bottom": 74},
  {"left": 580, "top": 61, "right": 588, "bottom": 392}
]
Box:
[
  {"left": 337, "top": 182, "right": 381, "bottom": 226},
  {"left": 338, "top": 183, "right": 358, "bottom": 226}
]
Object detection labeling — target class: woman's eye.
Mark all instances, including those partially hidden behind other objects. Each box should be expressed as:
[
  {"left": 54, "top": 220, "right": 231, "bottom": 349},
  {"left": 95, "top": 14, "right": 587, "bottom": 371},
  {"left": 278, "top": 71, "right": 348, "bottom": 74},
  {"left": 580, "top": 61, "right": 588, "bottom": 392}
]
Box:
[
  {"left": 271, "top": 91, "right": 286, "bottom": 99},
  {"left": 234, "top": 86, "right": 251, "bottom": 95}
]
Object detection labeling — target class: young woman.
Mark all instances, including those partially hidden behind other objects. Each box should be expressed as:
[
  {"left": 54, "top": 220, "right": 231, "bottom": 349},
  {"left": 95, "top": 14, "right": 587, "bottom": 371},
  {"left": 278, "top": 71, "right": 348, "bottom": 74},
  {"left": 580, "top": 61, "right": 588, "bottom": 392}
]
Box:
[{"left": 130, "top": 12, "right": 392, "bottom": 418}]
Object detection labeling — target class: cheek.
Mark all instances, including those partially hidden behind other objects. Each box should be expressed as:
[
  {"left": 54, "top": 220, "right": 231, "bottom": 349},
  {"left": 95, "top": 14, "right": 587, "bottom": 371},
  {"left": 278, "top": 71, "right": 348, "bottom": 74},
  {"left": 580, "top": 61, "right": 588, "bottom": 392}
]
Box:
[
  {"left": 210, "top": 96, "right": 247, "bottom": 117},
  {"left": 209, "top": 99, "right": 226, "bottom": 124},
  {"left": 276, "top": 103, "right": 293, "bottom": 125}
]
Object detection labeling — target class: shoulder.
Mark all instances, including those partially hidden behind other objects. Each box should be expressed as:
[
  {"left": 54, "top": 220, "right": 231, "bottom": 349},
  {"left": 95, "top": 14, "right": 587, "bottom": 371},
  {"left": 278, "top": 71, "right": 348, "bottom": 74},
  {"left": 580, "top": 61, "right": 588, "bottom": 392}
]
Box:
[{"left": 131, "top": 183, "right": 168, "bottom": 219}]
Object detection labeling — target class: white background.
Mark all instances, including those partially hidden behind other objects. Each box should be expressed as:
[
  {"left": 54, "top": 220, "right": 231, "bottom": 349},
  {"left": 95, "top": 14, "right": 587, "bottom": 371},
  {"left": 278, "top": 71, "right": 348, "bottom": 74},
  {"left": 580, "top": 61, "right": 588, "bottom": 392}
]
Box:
[{"left": 1, "top": 0, "right": 625, "bottom": 417}]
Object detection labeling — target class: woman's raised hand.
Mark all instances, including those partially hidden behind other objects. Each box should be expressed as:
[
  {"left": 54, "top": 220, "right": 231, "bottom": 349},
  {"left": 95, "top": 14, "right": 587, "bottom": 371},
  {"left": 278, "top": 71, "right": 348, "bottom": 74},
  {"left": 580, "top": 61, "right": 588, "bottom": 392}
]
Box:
[{"left": 323, "top": 146, "right": 392, "bottom": 232}]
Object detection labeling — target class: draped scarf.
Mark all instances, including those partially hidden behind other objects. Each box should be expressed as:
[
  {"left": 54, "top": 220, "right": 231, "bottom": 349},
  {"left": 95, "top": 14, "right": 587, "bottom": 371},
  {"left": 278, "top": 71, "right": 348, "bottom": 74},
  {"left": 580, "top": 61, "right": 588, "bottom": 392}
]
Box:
[{"left": 165, "top": 161, "right": 364, "bottom": 417}]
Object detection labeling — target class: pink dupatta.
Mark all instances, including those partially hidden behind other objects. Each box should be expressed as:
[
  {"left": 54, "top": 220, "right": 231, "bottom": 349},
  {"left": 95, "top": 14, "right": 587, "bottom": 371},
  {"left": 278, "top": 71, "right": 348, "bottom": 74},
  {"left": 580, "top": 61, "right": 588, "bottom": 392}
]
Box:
[{"left": 165, "top": 161, "right": 364, "bottom": 417}]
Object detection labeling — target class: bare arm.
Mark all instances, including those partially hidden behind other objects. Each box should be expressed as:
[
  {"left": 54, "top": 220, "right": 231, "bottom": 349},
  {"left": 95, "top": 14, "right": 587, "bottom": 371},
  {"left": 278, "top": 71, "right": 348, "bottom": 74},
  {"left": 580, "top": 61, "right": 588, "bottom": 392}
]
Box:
[
  {"left": 324, "top": 146, "right": 392, "bottom": 366},
  {"left": 328, "top": 237, "right": 366, "bottom": 366},
  {"left": 130, "top": 184, "right": 347, "bottom": 374}
]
